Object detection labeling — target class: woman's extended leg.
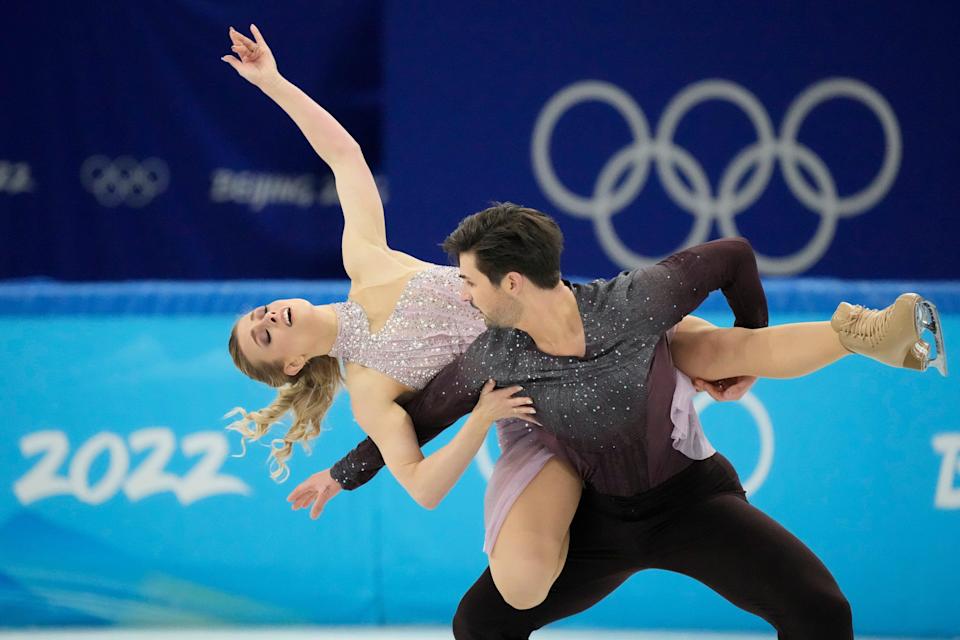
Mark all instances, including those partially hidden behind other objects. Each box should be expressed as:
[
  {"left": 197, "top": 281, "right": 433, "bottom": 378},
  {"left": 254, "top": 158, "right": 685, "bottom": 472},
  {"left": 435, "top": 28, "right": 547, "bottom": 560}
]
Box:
[
  {"left": 487, "top": 457, "right": 582, "bottom": 610},
  {"left": 672, "top": 292, "right": 948, "bottom": 381},
  {"left": 671, "top": 317, "right": 849, "bottom": 381}
]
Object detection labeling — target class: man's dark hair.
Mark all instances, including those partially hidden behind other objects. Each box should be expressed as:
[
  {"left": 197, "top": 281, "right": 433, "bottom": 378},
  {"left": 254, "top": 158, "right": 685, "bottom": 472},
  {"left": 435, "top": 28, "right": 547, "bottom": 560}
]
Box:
[{"left": 441, "top": 202, "right": 564, "bottom": 289}]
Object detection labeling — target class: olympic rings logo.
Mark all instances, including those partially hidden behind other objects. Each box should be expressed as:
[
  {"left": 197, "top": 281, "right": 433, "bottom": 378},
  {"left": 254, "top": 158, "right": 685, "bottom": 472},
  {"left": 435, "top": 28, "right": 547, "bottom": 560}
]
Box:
[
  {"left": 532, "top": 78, "right": 902, "bottom": 275},
  {"left": 80, "top": 156, "right": 170, "bottom": 208},
  {"left": 474, "top": 391, "right": 774, "bottom": 497},
  {"left": 0, "top": 161, "right": 34, "bottom": 194}
]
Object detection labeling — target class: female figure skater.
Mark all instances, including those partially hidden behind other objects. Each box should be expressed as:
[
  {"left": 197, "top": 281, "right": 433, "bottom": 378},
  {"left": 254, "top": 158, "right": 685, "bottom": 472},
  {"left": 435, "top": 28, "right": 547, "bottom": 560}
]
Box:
[{"left": 221, "top": 25, "right": 946, "bottom": 611}]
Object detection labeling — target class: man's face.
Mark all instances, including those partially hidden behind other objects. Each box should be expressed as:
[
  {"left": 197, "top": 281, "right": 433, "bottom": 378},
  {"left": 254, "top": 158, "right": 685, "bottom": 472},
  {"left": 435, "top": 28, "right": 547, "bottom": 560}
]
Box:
[{"left": 457, "top": 252, "right": 523, "bottom": 328}]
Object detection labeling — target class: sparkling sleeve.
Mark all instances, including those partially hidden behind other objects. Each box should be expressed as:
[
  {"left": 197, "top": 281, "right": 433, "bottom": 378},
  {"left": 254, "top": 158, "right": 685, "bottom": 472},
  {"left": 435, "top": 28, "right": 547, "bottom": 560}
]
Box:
[
  {"left": 626, "top": 237, "right": 768, "bottom": 330},
  {"left": 329, "top": 437, "right": 383, "bottom": 491},
  {"left": 329, "top": 353, "right": 483, "bottom": 490}
]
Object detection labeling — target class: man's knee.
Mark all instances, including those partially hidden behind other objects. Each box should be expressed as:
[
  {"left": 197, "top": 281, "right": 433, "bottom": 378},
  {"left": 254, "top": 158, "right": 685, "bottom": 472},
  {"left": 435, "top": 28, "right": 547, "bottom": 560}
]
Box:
[
  {"left": 452, "top": 586, "right": 489, "bottom": 639},
  {"left": 453, "top": 570, "right": 529, "bottom": 640},
  {"left": 452, "top": 605, "right": 484, "bottom": 640},
  {"left": 810, "top": 589, "right": 853, "bottom": 629},
  {"left": 453, "top": 593, "right": 534, "bottom": 640},
  {"left": 785, "top": 583, "right": 853, "bottom": 638}
]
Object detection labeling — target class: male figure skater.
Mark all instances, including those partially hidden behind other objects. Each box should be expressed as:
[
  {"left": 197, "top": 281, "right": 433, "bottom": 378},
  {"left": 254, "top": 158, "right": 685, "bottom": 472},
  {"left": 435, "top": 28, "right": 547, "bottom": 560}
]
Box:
[{"left": 317, "top": 204, "right": 936, "bottom": 638}]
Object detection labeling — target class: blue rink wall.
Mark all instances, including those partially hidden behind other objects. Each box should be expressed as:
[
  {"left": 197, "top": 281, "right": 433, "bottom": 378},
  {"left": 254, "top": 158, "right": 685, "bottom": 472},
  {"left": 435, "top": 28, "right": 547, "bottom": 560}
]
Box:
[{"left": 0, "top": 279, "right": 958, "bottom": 637}]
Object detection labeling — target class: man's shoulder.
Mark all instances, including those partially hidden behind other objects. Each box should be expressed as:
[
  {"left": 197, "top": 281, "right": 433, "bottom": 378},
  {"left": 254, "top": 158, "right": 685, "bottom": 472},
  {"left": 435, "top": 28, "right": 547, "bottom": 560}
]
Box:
[
  {"left": 571, "top": 274, "right": 632, "bottom": 310},
  {"left": 466, "top": 327, "right": 539, "bottom": 370},
  {"left": 465, "top": 327, "right": 517, "bottom": 358}
]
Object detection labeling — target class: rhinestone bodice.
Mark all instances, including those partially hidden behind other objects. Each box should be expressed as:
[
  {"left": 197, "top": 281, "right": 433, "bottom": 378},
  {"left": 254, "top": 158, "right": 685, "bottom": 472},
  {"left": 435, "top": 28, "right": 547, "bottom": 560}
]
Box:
[{"left": 328, "top": 265, "right": 486, "bottom": 389}]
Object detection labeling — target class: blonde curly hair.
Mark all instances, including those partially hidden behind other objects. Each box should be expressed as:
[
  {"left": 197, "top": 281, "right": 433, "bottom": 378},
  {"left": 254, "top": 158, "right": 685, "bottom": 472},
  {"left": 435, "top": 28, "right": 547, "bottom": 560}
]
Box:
[{"left": 226, "top": 323, "right": 343, "bottom": 482}]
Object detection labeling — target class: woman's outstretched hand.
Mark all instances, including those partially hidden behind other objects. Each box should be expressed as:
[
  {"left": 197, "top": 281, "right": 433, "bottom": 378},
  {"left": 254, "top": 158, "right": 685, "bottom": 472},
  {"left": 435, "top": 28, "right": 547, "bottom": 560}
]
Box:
[
  {"left": 287, "top": 468, "right": 342, "bottom": 520},
  {"left": 221, "top": 24, "right": 280, "bottom": 89}
]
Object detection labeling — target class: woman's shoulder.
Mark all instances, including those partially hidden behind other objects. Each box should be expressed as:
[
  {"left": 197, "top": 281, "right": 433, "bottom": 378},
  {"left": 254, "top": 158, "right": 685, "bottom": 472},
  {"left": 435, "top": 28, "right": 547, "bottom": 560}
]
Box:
[
  {"left": 388, "top": 248, "right": 437, "bottom": 272},
  {"left": 350, "top": 259, "right": 443, "bottom": 291},
  {"left": 347, "top": 245, "right": 437, "bottom": 288},
  {"left": 347, "top": 246, "right": 452, "bottom": 304}
]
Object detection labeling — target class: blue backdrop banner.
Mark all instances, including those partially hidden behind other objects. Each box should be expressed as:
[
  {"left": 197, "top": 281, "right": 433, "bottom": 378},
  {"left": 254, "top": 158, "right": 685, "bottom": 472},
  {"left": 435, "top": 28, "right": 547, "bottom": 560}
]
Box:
[
  {"left": 5, "top": 2, "right": 959, "bottom": 282},
  {"left": 382, "top": 1, "right": 959, "bottom": 279},
  {"left": 2, "top": 1, "right": 382, "bottom": 281},
  {"left": 1, "top": 279, "right": 958, "bottom": 636}
]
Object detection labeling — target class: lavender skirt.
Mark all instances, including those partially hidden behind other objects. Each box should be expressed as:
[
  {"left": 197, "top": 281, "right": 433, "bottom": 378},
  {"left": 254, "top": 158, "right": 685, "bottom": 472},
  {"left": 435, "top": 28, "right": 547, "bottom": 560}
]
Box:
[{"left": 482, "top": 363, "right": 716, "bottom": 554}]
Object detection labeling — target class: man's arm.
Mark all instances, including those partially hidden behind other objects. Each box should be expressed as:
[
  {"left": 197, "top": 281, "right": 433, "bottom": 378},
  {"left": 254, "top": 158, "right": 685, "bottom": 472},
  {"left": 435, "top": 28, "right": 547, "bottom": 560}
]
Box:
[
  {"left": 628, "top": 237, "right": 768, "bottom": 331},
  {"left": 329, "top": 437, "right": 386, "bottom": 491}
]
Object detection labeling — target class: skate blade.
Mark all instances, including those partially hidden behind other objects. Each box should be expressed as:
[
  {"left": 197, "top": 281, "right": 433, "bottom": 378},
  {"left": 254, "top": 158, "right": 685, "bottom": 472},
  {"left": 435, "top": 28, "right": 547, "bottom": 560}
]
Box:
[{"left": 916, "top": 299, "right": 948, "bottom": 377}]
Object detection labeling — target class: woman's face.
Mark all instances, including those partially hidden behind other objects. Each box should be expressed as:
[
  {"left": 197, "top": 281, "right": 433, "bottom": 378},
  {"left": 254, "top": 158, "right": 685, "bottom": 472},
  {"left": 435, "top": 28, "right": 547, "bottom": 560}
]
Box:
[{"left": 235, "top": 297, "right": 317, "bottom": 374}]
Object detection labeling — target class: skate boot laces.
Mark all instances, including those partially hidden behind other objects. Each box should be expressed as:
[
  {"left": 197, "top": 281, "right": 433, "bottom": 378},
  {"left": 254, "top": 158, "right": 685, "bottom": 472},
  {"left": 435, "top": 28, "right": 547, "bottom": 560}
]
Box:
[{"left": 838, "top": 304, "right": 892, "bottom": 347}]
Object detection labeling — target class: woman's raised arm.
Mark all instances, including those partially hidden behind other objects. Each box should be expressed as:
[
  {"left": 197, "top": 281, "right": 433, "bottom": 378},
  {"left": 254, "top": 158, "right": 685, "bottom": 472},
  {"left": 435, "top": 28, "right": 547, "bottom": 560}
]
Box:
[{"left": 222, "top": 25, "right": 388, "bottom": 275}]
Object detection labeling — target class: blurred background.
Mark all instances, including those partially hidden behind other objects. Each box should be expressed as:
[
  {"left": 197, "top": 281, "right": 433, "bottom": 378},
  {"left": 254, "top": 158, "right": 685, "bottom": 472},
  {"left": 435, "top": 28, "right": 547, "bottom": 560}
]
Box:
[{"left": 1, "top": 1, "right": 958, "bottom": 638}]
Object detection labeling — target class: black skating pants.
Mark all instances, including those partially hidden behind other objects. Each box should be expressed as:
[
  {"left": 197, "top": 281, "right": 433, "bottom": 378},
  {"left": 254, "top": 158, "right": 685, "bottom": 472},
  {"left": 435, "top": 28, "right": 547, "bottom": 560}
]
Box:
[{"left": 453, "top": 454, "right": 852, "bottom": 640}]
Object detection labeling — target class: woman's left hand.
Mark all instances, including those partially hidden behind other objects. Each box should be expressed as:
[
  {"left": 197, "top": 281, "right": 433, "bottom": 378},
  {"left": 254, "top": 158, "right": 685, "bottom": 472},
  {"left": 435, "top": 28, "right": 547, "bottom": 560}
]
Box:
[
  {"left": 287, "top": 468, "right": 342, "bottom": 520},
  {"left": 693, "top": 375, "right": 757, "bottom": 401},
  {"left": 221, "top": 24, "right": 280, "bottom": 89}
]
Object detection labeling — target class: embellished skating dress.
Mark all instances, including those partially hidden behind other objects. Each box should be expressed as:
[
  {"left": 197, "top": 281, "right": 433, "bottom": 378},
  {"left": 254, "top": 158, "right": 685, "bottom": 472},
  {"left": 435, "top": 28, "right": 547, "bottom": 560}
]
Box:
[{"left": 327, "top": 264, "right": 714, "bottom": 553}]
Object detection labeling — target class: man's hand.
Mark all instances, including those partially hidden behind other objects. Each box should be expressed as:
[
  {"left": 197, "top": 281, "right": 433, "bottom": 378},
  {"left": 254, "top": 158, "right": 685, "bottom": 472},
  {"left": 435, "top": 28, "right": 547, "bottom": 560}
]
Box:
[
  {"left": 287, "top": 468, "right": 342, "bottom": 520},
  {"left": 693, "top": 375, "right": 757, "bottom": 401}
]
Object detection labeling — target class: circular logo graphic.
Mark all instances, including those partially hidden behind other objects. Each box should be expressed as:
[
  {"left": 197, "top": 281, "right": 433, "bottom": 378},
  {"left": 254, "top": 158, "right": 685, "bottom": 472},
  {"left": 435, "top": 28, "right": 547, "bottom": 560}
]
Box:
[
  {"left": 80, "top": 156, "right": 170, "bottom": 208},
  {"left": 694, "top": 391, "right": 775, "bottom": 497},
  {"left": 532, "top": 78, "right": 901, "bottom": 275}
]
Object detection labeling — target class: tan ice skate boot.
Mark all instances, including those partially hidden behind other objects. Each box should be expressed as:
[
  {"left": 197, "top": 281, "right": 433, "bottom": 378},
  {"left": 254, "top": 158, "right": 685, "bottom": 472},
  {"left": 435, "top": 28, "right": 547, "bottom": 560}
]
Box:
[{"left": 831, "top": 293, "right": 948, "bottom": 376}]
